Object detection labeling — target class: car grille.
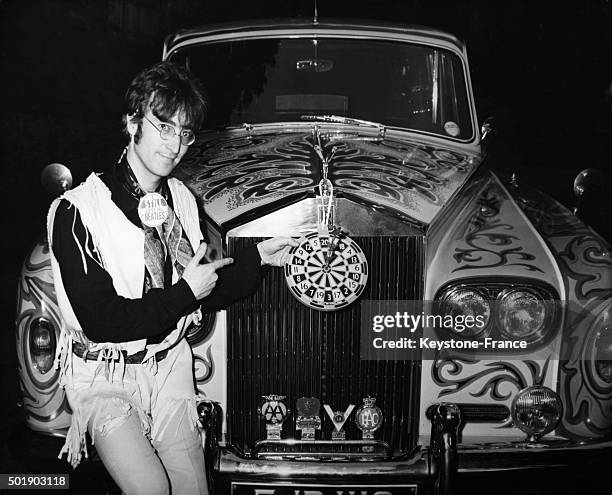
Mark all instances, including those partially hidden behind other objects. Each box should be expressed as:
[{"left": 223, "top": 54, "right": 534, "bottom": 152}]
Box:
[{"left": 227, "top": 236, "right": 424, "bottom": 458}]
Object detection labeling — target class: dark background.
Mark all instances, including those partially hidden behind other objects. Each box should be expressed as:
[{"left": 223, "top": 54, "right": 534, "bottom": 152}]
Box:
[{"left": 1, "top": 0, "right": 611, "bottom": 491}]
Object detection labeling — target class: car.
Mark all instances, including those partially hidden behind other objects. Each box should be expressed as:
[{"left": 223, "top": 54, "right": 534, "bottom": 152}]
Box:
[{"left": 16, "top": 17, "right": 612, "bottom": 495}]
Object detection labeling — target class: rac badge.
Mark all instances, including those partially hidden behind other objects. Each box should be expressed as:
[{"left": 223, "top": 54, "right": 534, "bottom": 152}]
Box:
[
  {"left": 355, "top": 396, "right": 383, "bottom": 440},
  {"left": 258, "top": 395, "right": 290, "bottom": 440}
]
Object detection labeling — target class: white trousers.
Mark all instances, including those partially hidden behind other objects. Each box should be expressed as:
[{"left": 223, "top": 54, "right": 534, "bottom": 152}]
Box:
[{"left": 61, "top": 338, "right": 208, "bottom": 495}]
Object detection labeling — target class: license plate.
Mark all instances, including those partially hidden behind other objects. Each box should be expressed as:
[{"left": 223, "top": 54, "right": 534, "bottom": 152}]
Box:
[{"left": 231, "top": 482, "right": 418, "bottom": 495}]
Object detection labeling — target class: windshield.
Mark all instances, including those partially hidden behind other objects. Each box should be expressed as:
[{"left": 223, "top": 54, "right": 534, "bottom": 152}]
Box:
[{"left": 170, "top": 37, "right": 473, "bottom": 140}]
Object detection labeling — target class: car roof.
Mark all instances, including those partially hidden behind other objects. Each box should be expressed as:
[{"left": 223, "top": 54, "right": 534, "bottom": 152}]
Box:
[{"left": 163, "top": 18, "right": 466, "bottom": 59}]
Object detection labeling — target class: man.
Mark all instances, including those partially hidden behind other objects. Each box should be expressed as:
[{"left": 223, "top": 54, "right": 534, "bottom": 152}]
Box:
[{"left": 48, "top": 61, "right": 297, "bottom": 495}]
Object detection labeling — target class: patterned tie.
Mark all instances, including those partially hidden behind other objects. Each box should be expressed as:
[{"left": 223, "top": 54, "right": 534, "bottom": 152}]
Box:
[
  {"left": 143, "top": 225, "right": 166, "bottom": 290},
  {"left": 162, "top": 207, "right": 195, "bottom": 278},
  {"left": 142, "top": 203, "right": 194, "bottom": 290},
  {"left": 116, "top": 153, "right": 194, "bottom": 291}
]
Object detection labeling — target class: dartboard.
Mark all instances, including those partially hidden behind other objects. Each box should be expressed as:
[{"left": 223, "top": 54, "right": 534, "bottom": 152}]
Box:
[{"left": 284, "top": 231, "right": 368, "bottom": 311}]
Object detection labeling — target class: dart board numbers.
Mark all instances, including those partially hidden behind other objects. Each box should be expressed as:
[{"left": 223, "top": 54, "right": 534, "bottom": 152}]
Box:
[{"left": 284, "top": 232, "right": 368, "bottom": 311}]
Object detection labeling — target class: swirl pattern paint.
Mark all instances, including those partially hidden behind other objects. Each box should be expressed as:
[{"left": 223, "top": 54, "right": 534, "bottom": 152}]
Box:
[
  {"left": 15, "top": 238, "right": 70, "bottom": 433},
  {"left": 176, "top": 130, "right": 478, "bottom": 227},
  {"left": 511, "top": 181, "right": 612, "bottom": 437}
]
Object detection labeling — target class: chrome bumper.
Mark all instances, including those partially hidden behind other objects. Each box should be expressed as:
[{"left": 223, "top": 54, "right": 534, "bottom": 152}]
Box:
[{"left": 198, "top": 401, "right": 612, "bottom": 495}]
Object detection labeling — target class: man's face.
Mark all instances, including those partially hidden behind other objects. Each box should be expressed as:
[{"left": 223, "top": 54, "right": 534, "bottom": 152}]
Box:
[{"left": 127, "top": 110, "right": 192, "bottom": 189}]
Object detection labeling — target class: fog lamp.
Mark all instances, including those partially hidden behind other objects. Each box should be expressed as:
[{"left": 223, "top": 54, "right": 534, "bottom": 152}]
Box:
[
  {"left": 438, "top": 287, "right": 490, "bottom": 337},
  {"left": 511, "top": 386, "right": 562, "bottom": 442},
  {"left": 28, "top": 318, "right": 56, "bottom": 374},
  {"left": 498, "top": 289, "right": 548, "bottom": 342}
]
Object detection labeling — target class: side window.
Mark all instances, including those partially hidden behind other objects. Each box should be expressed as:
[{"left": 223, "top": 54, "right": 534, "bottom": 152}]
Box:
[{"left": 439, "top": 52, "right": 472, "bottom": 139}]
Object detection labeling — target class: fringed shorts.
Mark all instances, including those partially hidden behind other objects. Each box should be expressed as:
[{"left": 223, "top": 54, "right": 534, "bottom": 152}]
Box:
[{"left": 58, "top": 338, "right": 204, "bottom": 469}]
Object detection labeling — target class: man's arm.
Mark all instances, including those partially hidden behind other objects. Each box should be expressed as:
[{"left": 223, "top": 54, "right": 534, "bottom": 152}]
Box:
[
  {"left": 196, "top": 237, "right": 298, "bottom": 312},
  {"left": 196, "top": 245, "right": 267, "bottom": 312}
]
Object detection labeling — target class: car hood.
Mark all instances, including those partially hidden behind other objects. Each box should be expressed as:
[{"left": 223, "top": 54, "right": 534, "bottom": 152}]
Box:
[{"left": 175, "top": 128, "right": 481, "bottom": 230}]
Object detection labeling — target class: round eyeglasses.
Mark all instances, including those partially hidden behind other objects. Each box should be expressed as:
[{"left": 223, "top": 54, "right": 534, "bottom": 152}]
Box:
[{"left": 143, "top": 115, "right": 196, "bottom": 146}]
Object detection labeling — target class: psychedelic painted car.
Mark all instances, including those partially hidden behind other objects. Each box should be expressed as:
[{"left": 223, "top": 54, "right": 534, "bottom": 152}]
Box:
[{"left": 16, "top": 18, "right": 612, "bottom": 495}]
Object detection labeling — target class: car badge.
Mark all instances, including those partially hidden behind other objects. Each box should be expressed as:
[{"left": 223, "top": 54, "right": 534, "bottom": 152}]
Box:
[
  {"left": 323, "top": 403, "right": 355, "bottom": 440},
  {"left": 295, "top": 397, "right": 322, "bottom": 440},
  {"left": 138, "top": 192, "right": 168, "bottom": 228},
  {"left": 355, "top": 396, "right": 383, "bottom": 440},
  {"left": 258, "top": 395, "right": 290, "bottom": 440},
  {"left": 443, "top": 120, "right": 461, "bottom": 137}
]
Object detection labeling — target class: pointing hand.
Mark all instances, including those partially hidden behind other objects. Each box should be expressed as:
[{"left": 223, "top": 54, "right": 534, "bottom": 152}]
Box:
[{"left": 182, "top": 243, "right": 234, "bottom": 299}]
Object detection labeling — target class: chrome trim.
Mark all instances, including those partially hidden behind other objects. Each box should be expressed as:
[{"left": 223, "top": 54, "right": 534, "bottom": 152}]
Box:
[
  {"left": 217, "top": 446, "right": 430, "bottom": 478},
  {"left": 165, "top": 20, "right": 465, "bottom": 55},
  {"left": 227, "top": 198, "right": 425, "bottom": 238},
  {"left": 252, "top": 439, "right": 393, "bottom": 460}
]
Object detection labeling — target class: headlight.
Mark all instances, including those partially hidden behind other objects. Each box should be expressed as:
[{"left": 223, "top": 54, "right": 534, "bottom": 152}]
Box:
[
  {"left": 28, "top": 318, "right": 56, "bottom": 374},
  {"left": 435, "top": 280, "right": 558, "bottom": 349},
  {"left": 437, "top": 287, "right": 491, "bottom": 337},
  {"left": 511, "top": 386, "right": 562, "bottom": 442},
  {"left": 594, "top": 327, "right": 612, "bottom": 383},
  {"left": 497, "top": 289, "right": 550, "bottom": 343}
]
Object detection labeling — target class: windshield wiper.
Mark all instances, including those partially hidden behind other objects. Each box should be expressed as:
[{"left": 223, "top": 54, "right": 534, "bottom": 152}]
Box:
[{"left": 301, "top": 114, "right": 387, "bottom": 140}]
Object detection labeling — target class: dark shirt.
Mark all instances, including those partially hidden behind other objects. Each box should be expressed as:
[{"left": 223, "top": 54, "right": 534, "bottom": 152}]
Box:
[{"left": 51, "top": 166, "right": 266, "bottom": 344}]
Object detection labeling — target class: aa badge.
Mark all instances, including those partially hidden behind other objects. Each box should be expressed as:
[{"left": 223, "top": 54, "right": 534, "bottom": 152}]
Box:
[
  {"left": 258, "top": 395, "right": 290, "bottom": 440},
  {"left": 295, "top": 397, "right": 322, "bottom": 440},
  {"left": 323, "top": 403, "right": 355, "bottom": 440}
]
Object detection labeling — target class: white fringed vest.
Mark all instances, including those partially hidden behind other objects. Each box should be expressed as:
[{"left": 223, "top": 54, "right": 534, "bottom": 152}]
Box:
[{"left": 47, "top": 173, "right": 202, "bottom": 361}]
